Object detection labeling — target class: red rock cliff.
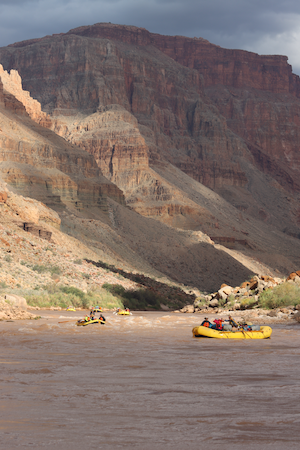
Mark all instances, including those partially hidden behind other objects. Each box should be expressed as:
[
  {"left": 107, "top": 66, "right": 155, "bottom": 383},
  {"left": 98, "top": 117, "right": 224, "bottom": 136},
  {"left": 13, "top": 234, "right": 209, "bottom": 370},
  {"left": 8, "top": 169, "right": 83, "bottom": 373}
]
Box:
[
  {"left": 65, "top": 23, "right": 300, "bottom": 96},
  {"left": 1, "top": 23, "right": 300, "bottom": 236}
]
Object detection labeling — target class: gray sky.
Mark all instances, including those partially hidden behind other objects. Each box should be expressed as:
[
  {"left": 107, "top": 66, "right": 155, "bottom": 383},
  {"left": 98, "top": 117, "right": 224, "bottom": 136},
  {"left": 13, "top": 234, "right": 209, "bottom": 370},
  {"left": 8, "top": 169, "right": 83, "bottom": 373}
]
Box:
[{"left": 1, "top": 0, "right": 300, "bottom": 75}]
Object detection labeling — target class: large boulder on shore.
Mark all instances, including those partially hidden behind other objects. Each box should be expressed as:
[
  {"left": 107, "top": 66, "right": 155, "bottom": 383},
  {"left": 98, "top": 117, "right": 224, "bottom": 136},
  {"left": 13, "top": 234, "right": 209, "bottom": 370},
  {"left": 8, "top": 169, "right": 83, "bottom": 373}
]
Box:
[
  {"left": 0, "top": 297, "right": 36, "bottom": 320},
  {"left": 209, "top": 299, "right": 219, "bottom": 308},
  {"left": 180, "top": 304, "right": 194, "bottom": 313},
  {"left": 294, "top": 311, "right": 300, "bottom": 323},
  {"left": 4, "top": 294, "right": 27, "bottom": 309}
]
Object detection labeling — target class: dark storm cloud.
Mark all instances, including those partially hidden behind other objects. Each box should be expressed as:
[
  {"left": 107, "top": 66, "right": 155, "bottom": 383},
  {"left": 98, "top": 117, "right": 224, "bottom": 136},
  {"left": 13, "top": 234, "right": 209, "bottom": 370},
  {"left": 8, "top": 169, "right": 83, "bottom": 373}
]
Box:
[{"left": 0, "top": 0, "right": 299, "bottom": 73}]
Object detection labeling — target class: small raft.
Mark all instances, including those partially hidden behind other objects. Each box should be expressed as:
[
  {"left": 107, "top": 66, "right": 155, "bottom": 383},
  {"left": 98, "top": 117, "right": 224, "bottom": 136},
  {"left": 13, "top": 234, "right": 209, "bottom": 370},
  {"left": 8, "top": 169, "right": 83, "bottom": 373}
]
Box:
[
  {"left": 114, "top": 310, "right": 132, "bottom": 315},
  {"left": 76, "top": 319, "right": 106, "bottom": 326},
  {"left": 192, "top": 325, "right": 272, "bottom": 339},
  {"left": 93, "top": 306, "right": 102, "bottom": 312},
  {"left": 66, "top": 307, "right": 76, "bottom": 312}
]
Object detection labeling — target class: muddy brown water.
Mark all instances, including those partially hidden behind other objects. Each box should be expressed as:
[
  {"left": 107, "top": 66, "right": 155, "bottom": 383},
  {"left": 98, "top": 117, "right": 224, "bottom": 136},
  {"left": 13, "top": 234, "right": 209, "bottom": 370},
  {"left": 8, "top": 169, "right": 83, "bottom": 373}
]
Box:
[{"left": 0, "top": 311, "right": 299, "bottom": 449}]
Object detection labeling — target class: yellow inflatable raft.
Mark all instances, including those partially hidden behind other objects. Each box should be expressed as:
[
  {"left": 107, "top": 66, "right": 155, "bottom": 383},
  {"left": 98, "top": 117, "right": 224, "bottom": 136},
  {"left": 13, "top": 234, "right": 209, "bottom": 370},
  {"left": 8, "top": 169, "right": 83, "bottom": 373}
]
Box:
[
  {"left": 114, "top": 310, "right": 131, "bottom": 315},
  {"left": 192, "top": 325, "right": 272, "bottom": 339},
  {"left": 66, "top": 307, "right": 76, "bottom": 312},
  {"left": 76, "top": 319, "right": 105, "bottom": 326}
]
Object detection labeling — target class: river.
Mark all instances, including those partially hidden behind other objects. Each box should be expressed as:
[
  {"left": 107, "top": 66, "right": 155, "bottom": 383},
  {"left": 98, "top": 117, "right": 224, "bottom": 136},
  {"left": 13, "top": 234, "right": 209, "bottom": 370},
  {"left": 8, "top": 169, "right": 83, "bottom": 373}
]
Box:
[{"left": 0, "top": 311, "right": 299, "bottom": 449}]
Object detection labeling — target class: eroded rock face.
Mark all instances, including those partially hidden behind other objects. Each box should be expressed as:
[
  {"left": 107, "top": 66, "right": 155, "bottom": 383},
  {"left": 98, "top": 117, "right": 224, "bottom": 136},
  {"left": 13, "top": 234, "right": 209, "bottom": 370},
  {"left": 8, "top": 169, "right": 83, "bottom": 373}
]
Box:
[
  {"left": 0, "top": 64, "right": 51, "bottom": 126},
  {"left": 0, "top": 73, "right": 125, "bottom": 212},
  {"left": 1, "top": 23, "right": 300, "bottom": 274},
  {"left": 1, "top": 24, "right": 300, "bottom": 207},
  {"left": 52, "top": 105, "right": 149, "bottom": 191},
  {"left": 0, "top": 28, "right": 250, "bottom": 193},
  {"left": 64, "top": 23, "right": 300, "bottom": 95}
]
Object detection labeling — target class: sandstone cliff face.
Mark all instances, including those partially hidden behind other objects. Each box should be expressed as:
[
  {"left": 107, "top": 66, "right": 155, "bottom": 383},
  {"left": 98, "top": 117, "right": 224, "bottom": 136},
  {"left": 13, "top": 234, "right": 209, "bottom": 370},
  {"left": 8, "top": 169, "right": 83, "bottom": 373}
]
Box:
[
  {"left": 0, "top": 64, "right": 51, "bottom": 126},
  {"left": 65, "top": 23, "right": 300, "bottom": 96},
  {"left": 52, "top": 105, "right": 150, "bottom": 191},
  {"left": 0, "top": 68, "right": 125, "bottom": 212},
  {"left": 1, "top": 23, "right": 300, "bottom": 259},
  {"left": 0, "top": 29, "right": 250, "bottom": 193}
]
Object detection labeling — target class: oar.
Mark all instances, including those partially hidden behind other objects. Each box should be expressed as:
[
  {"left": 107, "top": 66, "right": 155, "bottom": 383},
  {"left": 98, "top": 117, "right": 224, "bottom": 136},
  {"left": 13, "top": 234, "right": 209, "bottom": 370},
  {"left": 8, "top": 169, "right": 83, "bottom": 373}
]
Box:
[
  {"left": 58, "top": 320, "right": 75, "bottom": 323},
  {"left": 241, "top": 328, "right": 253, "bottom": 339}
]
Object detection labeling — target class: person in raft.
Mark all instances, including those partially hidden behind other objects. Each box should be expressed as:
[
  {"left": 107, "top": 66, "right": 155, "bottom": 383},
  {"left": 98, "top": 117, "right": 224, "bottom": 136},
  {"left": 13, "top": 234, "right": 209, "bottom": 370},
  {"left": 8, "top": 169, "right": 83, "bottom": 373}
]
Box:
[
  {"left": 200, "top": 318, "right": 211, "bottom": 327},
  {"left": 226, "top": 315, "right": 239, "bottom": 329},
  {"left": 211, "top": 318, "right": 224, "bottom": 330},
  {"left": 99, "top": 314, "right": 106, "bottom": 322},
  {"left": 89, "top": 310, "right": 95, "bottom": 321}
]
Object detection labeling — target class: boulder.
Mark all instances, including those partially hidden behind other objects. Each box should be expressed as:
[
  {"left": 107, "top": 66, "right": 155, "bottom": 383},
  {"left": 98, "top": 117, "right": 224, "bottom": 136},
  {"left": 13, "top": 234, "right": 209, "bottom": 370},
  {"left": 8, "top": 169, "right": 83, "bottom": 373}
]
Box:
[
  {"left": 0, "top": 191, "right": 7, "bottom": 203},
  {"left": 287, "top": 272, "right": 297, "bottom": 281},
  {"left": 217, "top": 289, "right": 228, "bottom": 301},
  {"left": 160, "top": 303, "right": 170, "bottom": 311},
  {"left": 293, "top": 276, "right": 300, "bottom": 286},
  {"left": 209, "top": 299, "right": 219, "bottom": 308},
  {"left": 220, "top": 285, "right": 233, "bottom": 296},
  {"left": 180, "top": 304, "right": 194, "bottom": 313},
  {"left": 256, "top": 280, "right": 268, "bottom": 293},
  {"left": 294, "top": 311, "right": 300, "bottom": 323},
  {"left": 0, "top": 298, "right": 36, "bottom": 320},
  {"left": 268, "top": 310, "right": 277, "bottom": 317},
  {"left": 261, "top": 275, "right": 276, "bottom": 283},
  {"left": 4, "top": 294, "right": 27, "bottom": 309},
  {"left": 198, "top": 304, "right": 208, "bottom": 310},
  {"left": 280, "top": 307, "right": 291, "bottom": 314}
]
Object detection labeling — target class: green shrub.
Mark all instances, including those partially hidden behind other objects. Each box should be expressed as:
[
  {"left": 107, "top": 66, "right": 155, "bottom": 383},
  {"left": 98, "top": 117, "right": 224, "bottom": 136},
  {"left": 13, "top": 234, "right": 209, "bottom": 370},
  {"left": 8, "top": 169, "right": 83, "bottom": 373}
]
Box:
[
  {"left": 227, "top": 294, "right": 235, "bottom": 309},
  {"left": 258, "top": 283, "right": 300, "bottom": 309},
  {"left": 32, "top": 264, "right": 62, "bottom": 275},
  {"left": 102, "top": 283, "right": 163, "bottom": 310},
  {"left": 218, "top": 297, "right": 227, "bottom": 307},
  {"left": 4, "top": 255, "right": 12, "bottom": 263},
  {"left": 32, "top": 265, "right": 48, "bottom": 274},
  {"left": 74, "top": 259, "right": 82, "bottom": 265},
  {"left": 102, "top": 283, "right": 125, "bottom": 296},
  {"left": 50, "top": 266, "right": 61, "bottom": 275},
  {"left": 25, "top": 284, "right": 123, "bottom": 310},
  {"left": 240, "top": 297, "right": 258, "bottom": 310}
]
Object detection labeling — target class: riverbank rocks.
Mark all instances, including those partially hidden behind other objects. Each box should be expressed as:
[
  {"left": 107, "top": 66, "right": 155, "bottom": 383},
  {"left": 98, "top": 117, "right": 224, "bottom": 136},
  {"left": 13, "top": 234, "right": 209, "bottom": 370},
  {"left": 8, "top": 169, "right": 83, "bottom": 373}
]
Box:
[
  {"left": 178, "top": 271, "right": 300, "bottom": 314},
  {"left": 0, "top": 297, "right": 37, "bottom": 320},
  {"left": 180, "top": 304, "right": 194, "bottom": 313},
  {"left": 160, "top": 303, "right": 170, "bottom": 311},
  {"left": 209, "top": 299, "right": 219, "bottom": 308},
  {"left": 4, "top": 294, "right": 27, "bottom": 309}
]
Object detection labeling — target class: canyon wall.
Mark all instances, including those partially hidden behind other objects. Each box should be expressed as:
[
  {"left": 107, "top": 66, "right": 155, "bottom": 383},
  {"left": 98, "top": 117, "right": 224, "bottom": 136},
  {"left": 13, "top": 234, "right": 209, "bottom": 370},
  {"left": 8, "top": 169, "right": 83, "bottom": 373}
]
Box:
[
  {"left": 0, "top": 67, "right": 125, "bottom": 212},
  {"left": 0, "top": 23, "right": 300, "bottom": 238},
  {"left": 65, "top": 23, "right": 300, "bottom": 96}
]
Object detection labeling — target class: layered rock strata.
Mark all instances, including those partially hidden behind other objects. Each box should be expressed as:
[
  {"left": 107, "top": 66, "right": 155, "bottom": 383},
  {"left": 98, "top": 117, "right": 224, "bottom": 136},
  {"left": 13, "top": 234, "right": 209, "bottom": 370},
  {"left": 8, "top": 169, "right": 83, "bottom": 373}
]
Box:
[
  {"left": 0, "top": 69, "right": 125, "bottom": 212},
  {"left": 1, "top": 24, "right": 300, "bottom": 282}
]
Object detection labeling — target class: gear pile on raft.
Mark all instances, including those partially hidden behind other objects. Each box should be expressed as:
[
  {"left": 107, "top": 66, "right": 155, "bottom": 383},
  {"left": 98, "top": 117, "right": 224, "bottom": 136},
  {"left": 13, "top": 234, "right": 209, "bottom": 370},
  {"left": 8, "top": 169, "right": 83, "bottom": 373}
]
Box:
[{"left": 193, "top": 315, "right": 272, "bottom": 339}]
